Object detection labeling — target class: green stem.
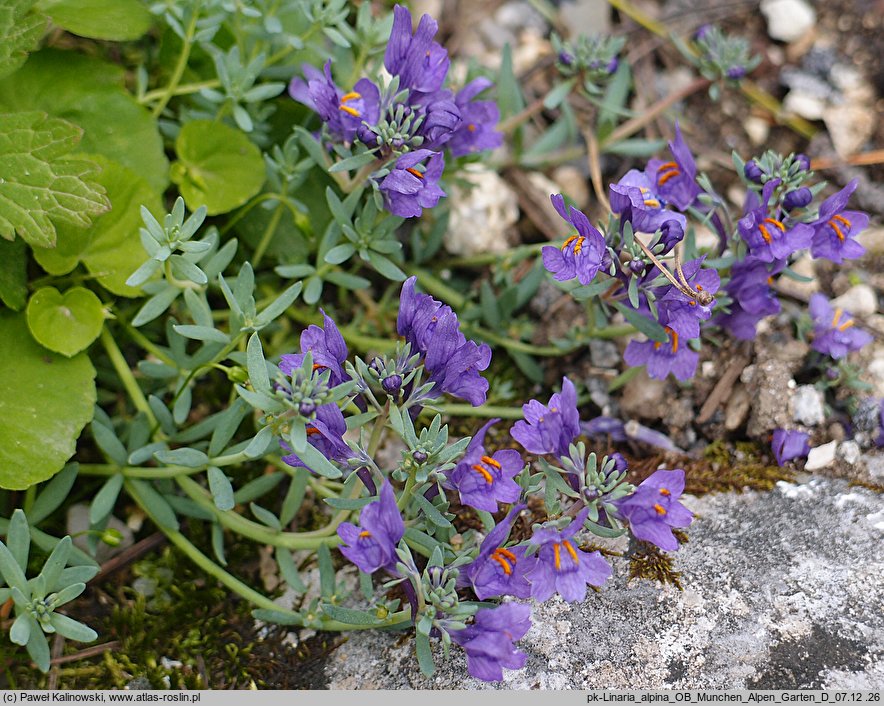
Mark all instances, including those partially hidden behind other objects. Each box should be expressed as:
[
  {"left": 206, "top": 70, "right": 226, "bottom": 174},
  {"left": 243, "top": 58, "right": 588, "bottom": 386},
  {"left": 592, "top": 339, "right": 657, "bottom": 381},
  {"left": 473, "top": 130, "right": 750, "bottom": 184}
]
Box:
[
  {"left": 252, "top": 202, "right": 284, "bottom": 268},
  {"left": 124, "top": 478, "right": 302, "bottom": 619},
  {"left": 405, "top": 267, "right": 466, "bottom": 309},
  {"left": 118, "top": 317, "right": 177, "bottom": 367},
  {"left": 421, "top": 403, "right": 525, "bottom": 420},
  {"left": 140, "top": 79, "right": 220, "bottom": 105},
  {"left": 79, "top": 463, "right": 204, "bottom": 480},
  {"left": 152, "top": 3, "right": 202, "bottom": 118},
  {"left": 176, "top": 476, "right": 341, "bottom": 549},
  {"left": 100, "top": 327, "right": 158, "bottom": 429},
  {"left": 442, "top": 242, "right": 547, "bottom": 268}
]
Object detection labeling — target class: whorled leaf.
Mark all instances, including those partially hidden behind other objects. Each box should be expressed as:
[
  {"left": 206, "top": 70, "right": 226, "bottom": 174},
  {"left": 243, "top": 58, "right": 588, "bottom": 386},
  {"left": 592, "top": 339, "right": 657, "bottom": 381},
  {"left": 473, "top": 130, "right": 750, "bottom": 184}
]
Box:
[{"left": 0, "top": 111, "right": 109, "bottom": 248}]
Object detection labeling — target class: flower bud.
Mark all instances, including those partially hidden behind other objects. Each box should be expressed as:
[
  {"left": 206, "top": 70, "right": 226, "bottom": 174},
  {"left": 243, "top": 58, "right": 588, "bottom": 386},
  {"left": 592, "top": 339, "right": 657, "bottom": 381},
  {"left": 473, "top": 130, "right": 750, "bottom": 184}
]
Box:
[
  {"left": 694, "top": 24, "right": 713, "bottom": 41},
  {"left": 299, "top": 400, "right": 316, "bottom": 416},
  {"left": 381, "top": 374, "right": 402, "bottom": 394},
  {"left": 783, "top": 187, "right": 812, "bottom": 211},
  {"left": 558, "top": 51, "right": 574, "bottom": 66},
  {"left": 726, "top": 66, "right": 746, "bottom": 79},
  {"left": 744, "top": 159, "right": 764, "bottom": 183},
  {"left": 628, "top": 258, "right": 646, "bottom": 275},
  {"left": 412, "top": 450, "right": 428, "bottom": 463},
  {"left": 794, "top": 153, "right": 811, "bottom": 172}
]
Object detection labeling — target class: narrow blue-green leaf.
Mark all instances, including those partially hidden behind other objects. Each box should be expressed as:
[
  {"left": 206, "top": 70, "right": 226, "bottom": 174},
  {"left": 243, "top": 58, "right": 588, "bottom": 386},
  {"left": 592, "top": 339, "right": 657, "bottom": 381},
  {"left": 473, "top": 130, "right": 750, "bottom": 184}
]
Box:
[
  {"left": 29, "top": 464, "right": 78, "bottom": 525},
  {"left": 328, "top": 150, "right": 377, "bottom": 173},
  {"left": 0, "top": 542, "right": 31, "bottom": 596},
  {"left": 296, "top": 441, "right": 342, "bottom": 479},
  {"left": 250, "top": 503, "right": 281, "bottom": 531},
  {"left": 154, "top": 447, "right": 209, "bottom": 468},
  {"left": 321, "top": 604, "right": 381, "bottom": 626},
  {"left": 172, "top": 324, "right": 230, "bottom": 344},
  {"left": 6, "top": 509, "right": 30, "bottom": 572},
  {"left": 323, "top": 496, "right": 373, "bottom": 510},
  {"left": 207, "top": 466, "right": 234, "bottom": 511},
  {"left": 247, "top": 332, "right": 270, "bottom": 394},
  {"left": 10, "top": 614, "right": 31, "bottom": 646},
  {"left": 543, "top": 78, "right": 575, "bottom": 109},
  {"left": 255, "top": 282, "right": 302, "bottom": 327},
  {"left": 324, "top": 243, "right": 355, "bottom": 265},
  {"left": 208, "top": 399, "right": 249, "bottom": 457},
  {"left": 126, "top": 479, "right": 179, "bottom": 530},
  {"left": 414, "top": 632, "right": 436, "bottom": 677},
  {"left": 367, "top": 251, "right": 405, "bottom": 281},
  {"left": 49, "top": 582, "right": 86, "bottom": 607},
  {"left": 37, "top": 536, "right": 71, "bottom": 591},
  {"left": 612, "top": 301, "right": 667, "bottom": 342},
  {"left": 232, "top": 472, "right": 284, "bottom": 504},
  {"left": 251, "top": 608, "right": 302, "bottom": 626},
  {"left": 128, "top": 441, "right": 167, "bottom": 465},
  {"left": 56, "top": 566, "right": 98, "bottom": 591},
  {"left": 48, "top": 613, "right": 97, "bottom": 642},
  {"left": 91, "top": 420, "right": 128, "bottom": 466},
  {"left": 276, "top": 547, "right": 306, "bottom": 593},
  {"left": 89, "top": 473, "right": 123, "bottom": 525},
  {"left": 411, "top": 493, "right": 452, "bottom": 528},
  {"left": 211, "top": 521, "right": 227, "bottom": 566},
  {"left": 280, "top": 468, "right": 309, "bottom": 526},
  {"left": 26, "top": 630, "right": 51, "bottom": 673},
  {"left": 317, "top": 544, "right": 335, "bottom": 598},
  {"left": 242, "top": 426, "right": 274, "bottom": 459}
]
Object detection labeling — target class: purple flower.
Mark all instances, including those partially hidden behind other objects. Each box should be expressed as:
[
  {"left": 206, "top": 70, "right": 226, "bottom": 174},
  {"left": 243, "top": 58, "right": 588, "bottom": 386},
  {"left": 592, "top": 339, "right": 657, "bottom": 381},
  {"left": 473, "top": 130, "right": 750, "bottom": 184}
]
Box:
[
  {"left": 447, "top": 78, "right": 502, "bottom": 157},
  {"left": 458, "top": 504, "right": 534, "bottom": 599},
  {"left": 409, "top": 90, "right": 461, "bottom": 150},
  {"left": 542, "top": 194, "right": 607, "bottom": 286},
  {"left": 450, "top": 602, "right": 531, "bottom": 682},
  {"left": 397, "top": 277, "right": 491, "bottom": 406},
  {"left": 738, "top": 179, "right": 813, "bottom": 262},
  {"left": 809, "top": 179, "right": 868, "bottom": 264},
  {"left": 809, "top": 293, "right": 873, "bottom": 359},
  {"left": 646, "top": 123, "right": 700, "bottom": 211},
  {"left": 614, "top": 469, "right": 692, "bottom": 551},
  {"left": 510, "top": 377, "right": 581, "bottom": 457},
  {"left": 656, "top": 258, "right": 720, "bottom": 339},
  {"left": 525, "top": 508, "right": 612, "bottom": 602},
  {"left": 623, "top": 322, "right": 699, "bottom": 382},
  {"left": 288, "top": 61, "right": 380, "bottom": 144},
  {"left": 744, "top": 159, "right": 764, "bottom": 183},
  {"left": 384, "top": 4, "right": 450, "bottom": 94},
  {"left": 609, "top": 169, "right": 687, "bottom": 245},
  {"left": 716, "top": 258, "right": 782, "bottom": 340},
  {"left": 783, "top": 187, "right": 812, "bottom": 211},
  {"left": 279, "top": 309, "right": 348, "bottom": 386},
  {"left": 445, "top": 420, "right": 523, "bottom": 512},
  {"left": 771, "top": 429, "right": 810, "bottom": 466},
  {"left": 378, "top": 149, "right": 446, "bottom": 218},
  {"left": 337, "top": 480, "right": 405, "bottom": 574},
  {"left": 877, "top": 401, "right": 884, "bottom": 448},
  {"left": 281, "top": 403, "right": 351, "bottom": 471}
]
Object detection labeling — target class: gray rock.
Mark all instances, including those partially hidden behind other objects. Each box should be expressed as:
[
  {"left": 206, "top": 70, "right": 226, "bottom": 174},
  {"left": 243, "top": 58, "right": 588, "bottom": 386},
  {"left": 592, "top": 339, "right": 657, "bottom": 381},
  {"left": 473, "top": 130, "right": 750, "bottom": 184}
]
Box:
[
  {"left": 761, "top": 0, "right": 816, "bottom": 43},
  {"left": 588, "top": 339, "right": 620, "bottom": 369},
  {"left": 743, "top": 360, "right": 795, "bottom": 438},
  {"left": 838, "top": 441, "right": 861, "bottom": 466},
  {"left": 805, "top": 441, "right": 838, "bottom": 471},
  {"left": 831, "top": 285, "right": 878, "bottom": 318},
  {"left": 323, "top": 478, "right": 884, "bottom": 688},
  {"left": 791, "top": 385, "right": 826, "bottom": 426}
]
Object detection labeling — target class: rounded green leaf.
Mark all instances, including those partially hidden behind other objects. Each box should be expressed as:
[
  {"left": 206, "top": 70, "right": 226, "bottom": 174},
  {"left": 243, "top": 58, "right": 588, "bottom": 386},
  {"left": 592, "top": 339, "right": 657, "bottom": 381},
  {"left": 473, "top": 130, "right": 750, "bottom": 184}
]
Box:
[
  {"left": 38, "top": 0, "right": 152, "bottom": 41},
  {"left": 33, "top": 156, "right": 164, "bottom": 297},
  {"left": 0, "top": 50, "right": 169, "bottom": 193},
  {"left": 0, "top": 312, "right": 96, "bottom": 490},
  {"left": 26, "top": 286, "right": 105, "bottom": 357},
  {"left": 171, "top": 120, "right": 265, "bottom": 215}
]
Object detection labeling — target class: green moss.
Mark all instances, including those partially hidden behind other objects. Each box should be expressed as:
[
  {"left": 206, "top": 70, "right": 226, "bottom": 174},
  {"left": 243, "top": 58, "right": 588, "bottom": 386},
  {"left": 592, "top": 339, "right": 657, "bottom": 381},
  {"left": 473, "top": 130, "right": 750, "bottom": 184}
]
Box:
[{"left": 627, "top": 532, "right": 688, "bottom": 589}]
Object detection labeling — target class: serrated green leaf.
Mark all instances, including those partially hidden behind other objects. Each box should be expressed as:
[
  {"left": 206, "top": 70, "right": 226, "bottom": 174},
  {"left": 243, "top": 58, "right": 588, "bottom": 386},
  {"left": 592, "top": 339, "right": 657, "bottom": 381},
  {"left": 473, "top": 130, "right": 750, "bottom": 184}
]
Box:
[
  {"left": 34, "top": 157, "right": 164, "bottom": 297},
  {"left": 0, "top": 1, "right": 46, "bottom": 81},
  {"left": 0, "top": 50, "right": 169, "bottom": 193},
  {"left": 171, "top": 120, "right": 265, "bottom": 215},
  {"left": 0, "top": 111, "right": 109, "bottom": 247},
  {"left": 37, "top": 0, "right": 151, "bottom": 41},
  {"left": 25, "top": 287, "right": 104, "bottom": 357},
  {"left": 0, "top": 312, "right": 96, "bottom": 490}
]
